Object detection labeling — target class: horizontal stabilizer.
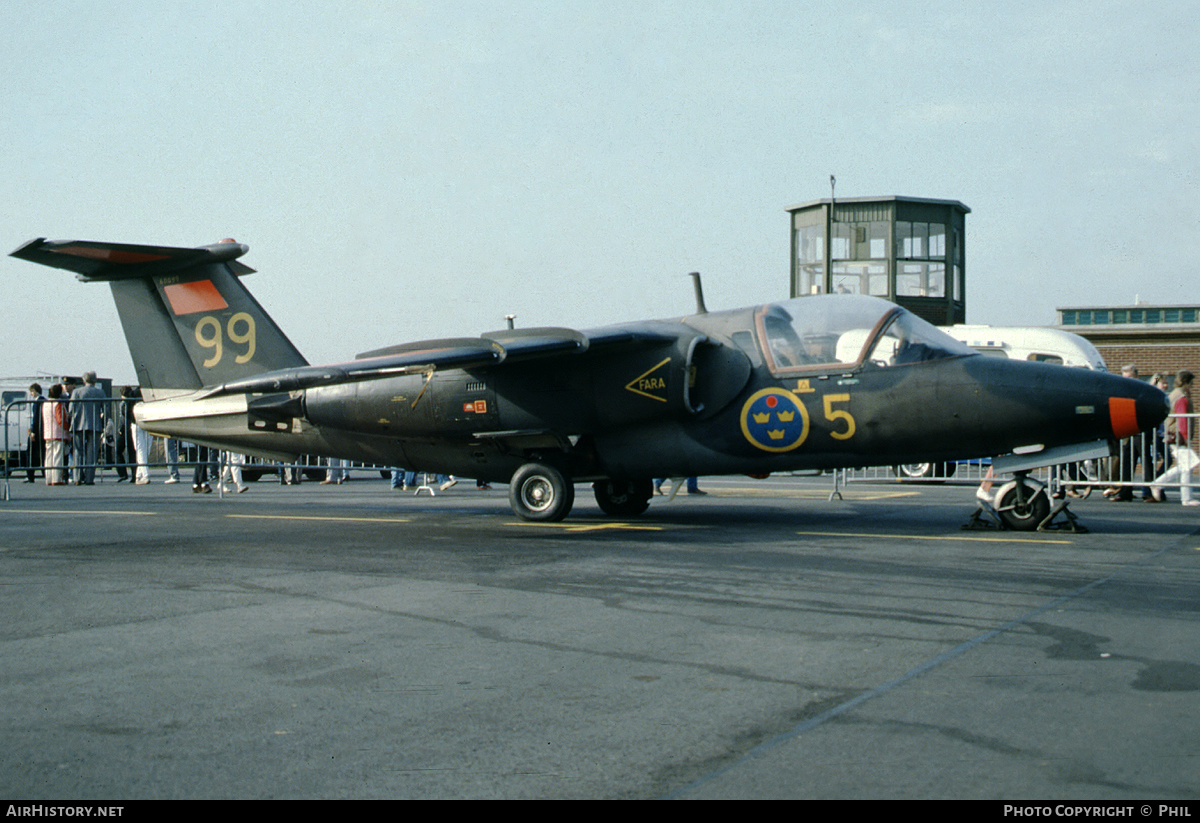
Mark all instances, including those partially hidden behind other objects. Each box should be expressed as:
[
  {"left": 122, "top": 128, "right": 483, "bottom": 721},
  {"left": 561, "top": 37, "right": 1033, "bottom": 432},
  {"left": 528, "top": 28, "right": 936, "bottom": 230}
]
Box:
[{"left": 10, "top": 238, "right": 255, "bottom": 281}]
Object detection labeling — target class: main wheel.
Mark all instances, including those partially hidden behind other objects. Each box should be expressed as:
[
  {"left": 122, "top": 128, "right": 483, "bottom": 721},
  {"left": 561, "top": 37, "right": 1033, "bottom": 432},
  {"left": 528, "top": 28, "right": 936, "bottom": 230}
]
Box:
[
  {"left": 995, "top": 482, "right": 1051, "bottom": 531},
  {"left": 592, "top": 478, "right": 653, "bottom": 517},
  {"left": 894, "top": 462, "right": 956, "bottom": 481},
  {"left": 509, "top": 463, "right": 574, "bottom": 522}
]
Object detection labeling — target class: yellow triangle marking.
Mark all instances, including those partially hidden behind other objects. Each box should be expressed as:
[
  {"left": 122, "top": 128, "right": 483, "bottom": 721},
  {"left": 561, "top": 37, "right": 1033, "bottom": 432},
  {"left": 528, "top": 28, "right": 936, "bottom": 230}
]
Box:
[{"left": 624, "top": 357, "right": 672, "bottom": 402}]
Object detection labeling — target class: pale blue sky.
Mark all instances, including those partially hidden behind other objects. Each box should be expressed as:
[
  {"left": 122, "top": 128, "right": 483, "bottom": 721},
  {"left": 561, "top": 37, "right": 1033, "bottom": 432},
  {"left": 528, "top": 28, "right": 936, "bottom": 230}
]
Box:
[{"left": 4, "top": 0, "right": 1197, "bottom": 383}]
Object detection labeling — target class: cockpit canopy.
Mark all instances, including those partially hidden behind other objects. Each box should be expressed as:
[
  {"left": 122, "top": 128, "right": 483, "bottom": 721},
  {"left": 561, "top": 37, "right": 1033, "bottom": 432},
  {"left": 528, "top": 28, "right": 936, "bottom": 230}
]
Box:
[{"left": 755, "top": 295, "right": 976, "bottom": 375}]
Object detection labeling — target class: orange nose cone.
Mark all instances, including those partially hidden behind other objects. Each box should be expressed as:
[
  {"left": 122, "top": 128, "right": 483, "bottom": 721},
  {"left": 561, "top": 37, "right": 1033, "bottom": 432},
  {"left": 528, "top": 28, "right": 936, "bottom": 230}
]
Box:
[{"left": 1109, "top": 396, "right": 1140, "bottom": 439}]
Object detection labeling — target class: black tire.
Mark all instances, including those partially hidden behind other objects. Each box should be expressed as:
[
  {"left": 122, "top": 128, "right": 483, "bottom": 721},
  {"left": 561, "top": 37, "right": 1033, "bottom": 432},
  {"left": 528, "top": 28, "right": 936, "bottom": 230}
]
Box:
[
  {"left": 996, "top": 482, "right": 1051, "bottom": 531},
  {"left": 593, "top": 478, "right": 653, "bottom": 517},
  {"left": 509, "top": 463, "right": 574, "bottom": 522},
  {"left": 894, "top": 462, "right": 956, "bottom": 482}
]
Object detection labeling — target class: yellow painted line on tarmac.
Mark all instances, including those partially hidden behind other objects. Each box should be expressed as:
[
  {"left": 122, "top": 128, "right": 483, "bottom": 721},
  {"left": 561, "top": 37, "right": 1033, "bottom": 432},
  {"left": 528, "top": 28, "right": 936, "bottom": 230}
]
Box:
[
  {"left": 225, "top": 514, "right": 412, "bottom": 524},
  {"left": 3, "top": 508, "right": 157, "bottom": 516},
  {"left": 796, "top": 530, "right": 1073, "bottom": 545},
  {"left": 513, "top": 521, "right": 665, "bottom": 533},
  {"left": 700, "top": 487, "right": 918, "bottom": 501}
]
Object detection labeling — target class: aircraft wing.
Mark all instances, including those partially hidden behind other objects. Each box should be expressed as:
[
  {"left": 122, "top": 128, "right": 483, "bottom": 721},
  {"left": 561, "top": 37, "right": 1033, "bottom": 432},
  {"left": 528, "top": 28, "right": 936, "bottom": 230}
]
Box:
[{"left": 200, "top": 326, "right": 678, "bottom": 397}]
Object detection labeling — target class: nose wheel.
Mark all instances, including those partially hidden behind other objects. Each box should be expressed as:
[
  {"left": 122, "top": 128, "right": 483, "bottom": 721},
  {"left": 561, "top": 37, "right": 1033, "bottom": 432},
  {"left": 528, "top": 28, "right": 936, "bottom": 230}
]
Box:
[
  {"left": 995, "top": 480, "right": 1051, "bottom": 530},
  {"left": 965, "top": 471, "right": 1087, "bottom": 533}
]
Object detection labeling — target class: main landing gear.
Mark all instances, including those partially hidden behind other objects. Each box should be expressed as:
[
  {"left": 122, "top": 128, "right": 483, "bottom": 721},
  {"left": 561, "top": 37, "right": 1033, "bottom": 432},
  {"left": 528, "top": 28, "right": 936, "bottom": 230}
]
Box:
[
  {"left": 508, "top": 462, "right": 575, "bottom": 522},
  {"left": 592, "top": 478, "right": 653, "bottom": 517},
  {"left": 507, "top": 462, "right": 654, "bottom": 522}
]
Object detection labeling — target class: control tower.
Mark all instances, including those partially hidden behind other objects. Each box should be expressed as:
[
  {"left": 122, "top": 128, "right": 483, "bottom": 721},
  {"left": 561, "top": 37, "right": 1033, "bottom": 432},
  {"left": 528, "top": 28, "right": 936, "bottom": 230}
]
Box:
[{"left": 787, "top": 196, "right": 969, "bottom": 325}]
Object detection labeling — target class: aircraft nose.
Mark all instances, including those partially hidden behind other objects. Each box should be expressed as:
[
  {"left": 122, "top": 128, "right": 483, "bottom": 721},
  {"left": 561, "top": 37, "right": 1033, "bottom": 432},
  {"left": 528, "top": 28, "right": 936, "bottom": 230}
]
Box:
[{"left": 1108, "top": 379, "right": 1170, "bottom": 440}]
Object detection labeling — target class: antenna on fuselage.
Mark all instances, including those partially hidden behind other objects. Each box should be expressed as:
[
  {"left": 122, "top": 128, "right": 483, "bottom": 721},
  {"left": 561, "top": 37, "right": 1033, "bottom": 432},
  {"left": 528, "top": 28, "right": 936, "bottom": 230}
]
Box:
[{"left": 689, "top": 271, "right": 708, "bottom": 314}]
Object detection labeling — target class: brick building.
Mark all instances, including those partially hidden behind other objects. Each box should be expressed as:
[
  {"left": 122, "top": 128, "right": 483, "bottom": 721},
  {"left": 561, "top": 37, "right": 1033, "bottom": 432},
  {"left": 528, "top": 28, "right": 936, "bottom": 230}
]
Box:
[{"left": 1057, "top": 304, "right": 1200, "bottom": 379}]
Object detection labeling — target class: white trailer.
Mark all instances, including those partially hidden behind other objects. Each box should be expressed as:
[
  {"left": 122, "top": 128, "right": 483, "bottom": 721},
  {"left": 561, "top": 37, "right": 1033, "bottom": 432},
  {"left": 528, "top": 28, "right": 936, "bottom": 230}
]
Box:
[{"left": 943, "top": 325, "right": 1108, "bottom": 370}]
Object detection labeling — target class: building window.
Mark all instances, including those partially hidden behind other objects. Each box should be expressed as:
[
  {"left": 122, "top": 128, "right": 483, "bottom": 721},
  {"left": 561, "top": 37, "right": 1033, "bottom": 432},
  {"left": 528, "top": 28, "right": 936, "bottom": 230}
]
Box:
[
  {"left": 867, "top": 222, "right": 888, "bottom": 259},
  {"left": 929, "top": 224, "right": 945, "bottom": 257},
  {"left": 830, "top": 221, "right": 889, "bottom": 262},
  {"left": 896, "top": 222, "right": 947, "bottom": 260},
  {"left": 831, "top": 223, "right": 851, "bottom": 260},
  {"left": 896, "top": 262, "right": 945, "bottom": 298},
  {"left": 798, "top": 264, "right": 824, "bottom": 295},
  {"left": 832, "top": 261, "right": 889, "bottom": 296},
  {"left": 795, "top": 224, "right": 826, "bottom": 295},
  {"left": 797, "top": 225, "right": 824, "bottom": 264}
]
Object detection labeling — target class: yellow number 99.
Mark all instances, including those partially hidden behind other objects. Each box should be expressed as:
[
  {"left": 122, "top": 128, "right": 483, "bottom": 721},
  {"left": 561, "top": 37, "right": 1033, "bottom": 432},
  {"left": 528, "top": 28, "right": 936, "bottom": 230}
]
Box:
[{"left": 194, "top": 312, "right": 257, "bottom": 369}]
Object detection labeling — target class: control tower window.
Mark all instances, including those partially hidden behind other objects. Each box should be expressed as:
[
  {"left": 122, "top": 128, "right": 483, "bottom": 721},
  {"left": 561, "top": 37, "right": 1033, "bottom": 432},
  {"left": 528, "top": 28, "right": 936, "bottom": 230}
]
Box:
[
  {"left": 796, "top": 224, "right": 825, "bottom": 295},
  {"left": 896, "top": 221, "right": 946, "bottom": 260},
  {"left": 833, "top": 262, "right": 888, "bottom": 296},
  {"left": 897, "top": 262, "right": 946, "bottom": 298},
  {"left": 832, "top": 221, "right": 888, "bottom": 261}
]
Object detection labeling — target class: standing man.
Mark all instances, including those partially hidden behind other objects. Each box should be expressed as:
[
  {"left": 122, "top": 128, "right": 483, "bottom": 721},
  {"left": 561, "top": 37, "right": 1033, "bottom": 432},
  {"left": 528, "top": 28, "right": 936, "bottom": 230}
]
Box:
[
  {"left": 110, "top": 386, "right": 137, "bottom": 482},
  {"left": 24, "top": 383, "right": 44, "bottom": 483},
  {"left": 69, "top": 371, "right": 106, "bottom": 485}
]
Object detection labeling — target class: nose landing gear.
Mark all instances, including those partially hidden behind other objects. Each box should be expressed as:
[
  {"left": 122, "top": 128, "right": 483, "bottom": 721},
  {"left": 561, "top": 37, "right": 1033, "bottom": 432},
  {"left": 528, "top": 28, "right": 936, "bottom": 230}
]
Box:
[{"left": 966, "top": 470, "right": 1087, "bottom": 533}]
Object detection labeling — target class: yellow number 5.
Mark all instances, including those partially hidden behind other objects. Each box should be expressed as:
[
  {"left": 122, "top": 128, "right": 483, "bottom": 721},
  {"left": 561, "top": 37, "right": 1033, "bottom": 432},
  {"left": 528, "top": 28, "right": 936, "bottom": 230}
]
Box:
[{"left": 823, "top": 394, "right": 856, "bottom": 441}]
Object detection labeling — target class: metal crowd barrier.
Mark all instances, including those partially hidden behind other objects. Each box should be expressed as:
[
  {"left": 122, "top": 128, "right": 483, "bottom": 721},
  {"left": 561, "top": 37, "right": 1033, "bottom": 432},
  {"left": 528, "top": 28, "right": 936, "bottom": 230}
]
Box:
[
  {"left": 5, "top": 396, "right": 1199, "bottom": 502},
  {"left": 1, "top": 396, "right": 385, "bottom": 501}
]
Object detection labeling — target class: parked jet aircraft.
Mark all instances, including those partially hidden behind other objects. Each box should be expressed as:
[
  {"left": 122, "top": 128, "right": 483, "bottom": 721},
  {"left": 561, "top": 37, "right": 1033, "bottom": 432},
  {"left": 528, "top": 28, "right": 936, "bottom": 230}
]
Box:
[{"left": 11, "top": 238, "right": 1168, "bottom": 526}]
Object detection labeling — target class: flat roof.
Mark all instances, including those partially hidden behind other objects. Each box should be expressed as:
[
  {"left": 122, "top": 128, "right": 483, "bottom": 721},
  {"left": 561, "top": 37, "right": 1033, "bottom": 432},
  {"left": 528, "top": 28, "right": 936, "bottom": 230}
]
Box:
[
  {"left": 1058, "top": 304, "right": 1200, "bottom": 312},
  {"left": 786, "top": 195, "right": 971, "bottom": 213}
]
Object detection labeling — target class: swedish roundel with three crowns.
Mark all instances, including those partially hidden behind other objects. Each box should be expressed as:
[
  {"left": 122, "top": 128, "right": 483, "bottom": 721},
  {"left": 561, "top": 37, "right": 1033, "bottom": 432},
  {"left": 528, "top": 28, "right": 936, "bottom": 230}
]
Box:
[{"left": 740, "top": 388, "right": 810, "bottom": 453}]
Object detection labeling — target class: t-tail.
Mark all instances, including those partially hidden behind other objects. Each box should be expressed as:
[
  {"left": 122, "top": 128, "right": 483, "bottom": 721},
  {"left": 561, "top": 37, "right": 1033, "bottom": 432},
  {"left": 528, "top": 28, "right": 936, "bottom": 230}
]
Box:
[{"left": 10, "top": 238, "right": 307, "bottom": 400}]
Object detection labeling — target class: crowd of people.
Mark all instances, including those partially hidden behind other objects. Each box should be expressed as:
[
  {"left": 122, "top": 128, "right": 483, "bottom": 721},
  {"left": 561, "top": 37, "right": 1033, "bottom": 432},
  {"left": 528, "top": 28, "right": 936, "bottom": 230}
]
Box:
[
  {"left": 22, "top": 373, "right": 108, "bottom": 487},
  {"left": 20, "top": 376, "right": 262, "bottom": 493},
  {"left": 16, "top": 375, "right": 487, "bottom": 494},
  {"left": 1100, "top": 367, "right": 1197, "bottom": 506}
]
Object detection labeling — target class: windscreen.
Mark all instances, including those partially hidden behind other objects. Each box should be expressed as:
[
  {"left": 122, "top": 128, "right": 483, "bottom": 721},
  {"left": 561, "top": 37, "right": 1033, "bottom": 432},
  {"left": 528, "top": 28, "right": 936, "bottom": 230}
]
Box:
[
  {"left": 865, "top": 311, "right": 977, "bottom": 366},
  {"left": 756, "top": 295, "right": 975, "bottom": 374}
]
